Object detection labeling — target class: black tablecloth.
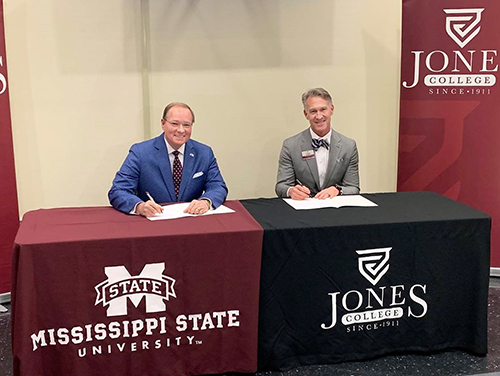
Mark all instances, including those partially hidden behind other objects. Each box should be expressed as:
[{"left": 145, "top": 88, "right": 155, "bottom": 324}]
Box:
[{"left": 241, "top": 191, "right": 491, "bottom": 370}]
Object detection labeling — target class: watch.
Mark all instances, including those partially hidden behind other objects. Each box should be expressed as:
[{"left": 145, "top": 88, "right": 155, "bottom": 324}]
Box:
[{"left": 335, "top": 185, "right": 343, "bottom": 196}]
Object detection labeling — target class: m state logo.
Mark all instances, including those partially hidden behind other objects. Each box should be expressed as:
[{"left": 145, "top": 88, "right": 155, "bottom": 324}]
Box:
[
  {"left": 321, "top": 247, "right": 428, "bottom": 332},
  {"left": 444, "top": 8, "right": 484, "bottom": 49},
  {"left": 31, "top": 262, "right": 241, "bottom": 356},
  {"left": 95, "top": 262, "right": 176, "bottom": 317}
]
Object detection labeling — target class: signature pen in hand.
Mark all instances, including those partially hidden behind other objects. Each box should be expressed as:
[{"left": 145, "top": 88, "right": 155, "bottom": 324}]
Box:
[
  {"left": 295, "top": 179, "right": 314, "bottom": 198},
  {"left": 145, "top": 191, "right": 164, "bottom": 213}
]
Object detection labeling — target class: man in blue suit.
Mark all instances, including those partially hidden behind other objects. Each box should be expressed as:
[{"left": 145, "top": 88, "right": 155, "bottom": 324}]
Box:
[{"left": 109, "top": 102, "right": 228, "bottom": 217}]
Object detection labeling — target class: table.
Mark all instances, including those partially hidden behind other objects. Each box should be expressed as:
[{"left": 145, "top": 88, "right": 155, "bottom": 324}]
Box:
[
  {"left": 241, "top": 192, "right": 491, "bottom": 370},
  {"left": 11, "top": 201, "right": 263, "bottom": 376}
]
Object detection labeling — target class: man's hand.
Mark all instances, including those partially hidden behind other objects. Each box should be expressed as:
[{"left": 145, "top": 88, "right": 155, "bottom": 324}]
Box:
[
  {"left": 289, "top": 185, "right": 311, "bottom": 200},
  {"left": 184, "top": 199, "right": 211, "bottom": 215},
  {"left": 314, "top": 186, "right": 340, "bottom": 200},
  {"left": 136, "top": 200, "right": 163, "bottom": 217}
]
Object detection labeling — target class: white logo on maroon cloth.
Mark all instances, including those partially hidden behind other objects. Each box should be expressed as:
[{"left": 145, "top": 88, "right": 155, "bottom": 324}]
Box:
[
  {"left": 356, "top": 247, "right": 392, "bottom": 285},
  {"left": 444, "top": 8, "right": 484, "bottom": 48},
  {"left": 95, "top": 262, "right": 176, "bottom": 317}
]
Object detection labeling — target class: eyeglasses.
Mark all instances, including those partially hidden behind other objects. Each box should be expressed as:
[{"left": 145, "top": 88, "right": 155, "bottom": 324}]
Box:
[{"left": 163, "top": 118, "right": 193, "bottom": 129}]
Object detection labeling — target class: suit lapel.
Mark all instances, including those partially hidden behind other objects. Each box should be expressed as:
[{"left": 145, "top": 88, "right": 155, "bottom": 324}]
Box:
[
  {"left": 178, "top": 140, "right": 195, "bottom": 201},
  {"left": 155, "top": 135, "right": 176, "bottom": 202},
  {"left": 301, "top": 130, "right": 320, "bottom": 191},
  {"left": 325, "top": 130, "right": 342, "bottom": 188}
]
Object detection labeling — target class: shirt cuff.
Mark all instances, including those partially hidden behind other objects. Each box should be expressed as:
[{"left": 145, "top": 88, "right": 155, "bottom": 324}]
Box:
[
  {"left": 200, "top": 198, "right": 213, "bottom": 209},
  {"left": 130, "top": 201, "right": 142, "bottom": 215}
]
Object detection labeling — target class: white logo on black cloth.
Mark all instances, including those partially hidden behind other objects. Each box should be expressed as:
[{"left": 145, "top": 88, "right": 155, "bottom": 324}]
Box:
[
  {"left": 95, "top": 262, "right": 176, "bottom": 317},
  {"left": 321, "top": 246, "right": 428, "bottom": 331},
  {"left": 356, "top": 247, "right": 392, "bottom": 285},
  {"left": 444, "top": 8, "right": 484, "bottom": 48}
]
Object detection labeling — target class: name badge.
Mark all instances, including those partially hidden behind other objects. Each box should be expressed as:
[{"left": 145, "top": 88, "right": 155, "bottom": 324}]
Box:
[{"left": 301, "top": 150, "right": 315, "bottom": 159}]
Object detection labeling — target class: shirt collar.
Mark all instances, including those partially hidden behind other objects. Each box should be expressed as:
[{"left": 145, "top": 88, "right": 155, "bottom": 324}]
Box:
[
  {"left": 164, "top": 138, "right": 186, "bottom": 155},
  {"left": 310, "top": 128, "right": 332, "bottom": 142}
]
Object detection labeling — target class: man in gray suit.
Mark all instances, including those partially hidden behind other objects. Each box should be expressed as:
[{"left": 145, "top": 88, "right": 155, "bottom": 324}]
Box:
[{"left": 276, "top": 88, "right": 359, "bottom": 200}]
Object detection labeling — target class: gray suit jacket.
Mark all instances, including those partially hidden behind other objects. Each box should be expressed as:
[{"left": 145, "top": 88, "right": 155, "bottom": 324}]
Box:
[{"left": 275, "top": 128, "right": 360, "bottom": 197}]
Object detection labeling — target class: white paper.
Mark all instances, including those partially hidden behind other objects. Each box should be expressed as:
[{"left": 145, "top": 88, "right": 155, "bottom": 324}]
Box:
[
  {"left": 283, "top": 195, "right": 378, "bottom": 210},
  {"left": 147, "top": 203, "right": 235, "bottom": 221}
]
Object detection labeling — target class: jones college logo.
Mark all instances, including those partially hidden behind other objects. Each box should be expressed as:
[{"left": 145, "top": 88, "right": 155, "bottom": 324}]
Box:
[
  {"left": 444, "top": 8, "right": 484, "bottom": 48},
  {"left": 356, "top": 247, "right": 391, "bottom": 286},
  {"left": 321, "top": 246, "right": 428, "bottom": 332},
  {"left": 402, "top": 7, "right": 497, "bottom": 95},
  {"left": 0, "top": 56, "right": 7, "bottom": 95},
  {"left": 95, "top": 262, "right": 176, "bottom": 317}
]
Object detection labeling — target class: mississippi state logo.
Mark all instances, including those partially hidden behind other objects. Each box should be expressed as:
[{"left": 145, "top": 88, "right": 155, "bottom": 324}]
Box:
[
  {"left": 95, "top": 262, "right": 176, "bottom": 317},
  {"left": 444, "top": 8, "right": 484, "bottom": 48},
  {"left": 356, "top": 247, "right": 391, "bottom": 285}
]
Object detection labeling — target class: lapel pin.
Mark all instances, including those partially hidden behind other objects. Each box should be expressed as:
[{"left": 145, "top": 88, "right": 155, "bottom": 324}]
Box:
[{"left": 190, "top": 153, "right": 194, "bottom": 157}]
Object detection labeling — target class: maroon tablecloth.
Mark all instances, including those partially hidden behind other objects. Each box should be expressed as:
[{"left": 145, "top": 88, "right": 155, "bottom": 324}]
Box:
[{"left": 11, "top": 201, "right": 263, "bottom": 376}]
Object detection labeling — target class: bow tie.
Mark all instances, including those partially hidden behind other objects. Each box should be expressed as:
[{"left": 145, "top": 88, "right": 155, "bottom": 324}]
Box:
[{"left": 312, "top": 138, "right": 330, "bottom": 151}]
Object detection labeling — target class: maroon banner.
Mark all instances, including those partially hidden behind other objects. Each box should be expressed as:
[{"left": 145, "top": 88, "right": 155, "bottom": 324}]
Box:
[
  {"left": 0, "top": 0, "right": 20, "bottom": 294},
  {"left": 398, "top": 0, "right": 500, "bottom": 266}
]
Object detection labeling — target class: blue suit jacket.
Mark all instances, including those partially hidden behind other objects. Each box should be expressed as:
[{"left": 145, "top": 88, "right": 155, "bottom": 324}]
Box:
[{"left": 109, "top": 134, "right": 228, "bottom": 213}]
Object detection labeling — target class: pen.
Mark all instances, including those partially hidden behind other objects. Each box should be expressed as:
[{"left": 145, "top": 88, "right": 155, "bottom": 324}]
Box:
[
  {"left": 295, "top": 179, "right": 314, "bottom": 198},
  {"left": 145, "top": 191, "right": 156, "bottom": 203},
  {"left": 145, "top": 191, "right": 163, "bottom": 213}
]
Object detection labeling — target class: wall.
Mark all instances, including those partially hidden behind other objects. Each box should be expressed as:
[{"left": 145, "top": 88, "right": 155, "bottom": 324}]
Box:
[{"left": 4, "top": 0, "right": 402, "bottom": 216}]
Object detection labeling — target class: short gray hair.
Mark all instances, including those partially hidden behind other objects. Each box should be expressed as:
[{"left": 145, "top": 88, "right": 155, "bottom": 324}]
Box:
[
  {"left": 301, "top": 88, "right": 333, "bottom": 108},
  {"left": 162, "top": 102, "right": 195, "bottom": 123}
]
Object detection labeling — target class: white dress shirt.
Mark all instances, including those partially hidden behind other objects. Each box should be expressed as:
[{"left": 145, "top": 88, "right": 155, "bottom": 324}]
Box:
[
  {"left": 165, "top": 139, "right": 185, "bottom": 172},
  {"left": 310, "top": 128, "right": 331, "bottom": 189}
]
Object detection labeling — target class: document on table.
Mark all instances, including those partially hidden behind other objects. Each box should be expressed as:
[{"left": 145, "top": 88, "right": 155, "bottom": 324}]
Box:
[
  {"left": 147, "top": 202, "right": 235, "bottom": 221},
  {"left": 283, "top": 195, "right": 378, "bottom": 210}
]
